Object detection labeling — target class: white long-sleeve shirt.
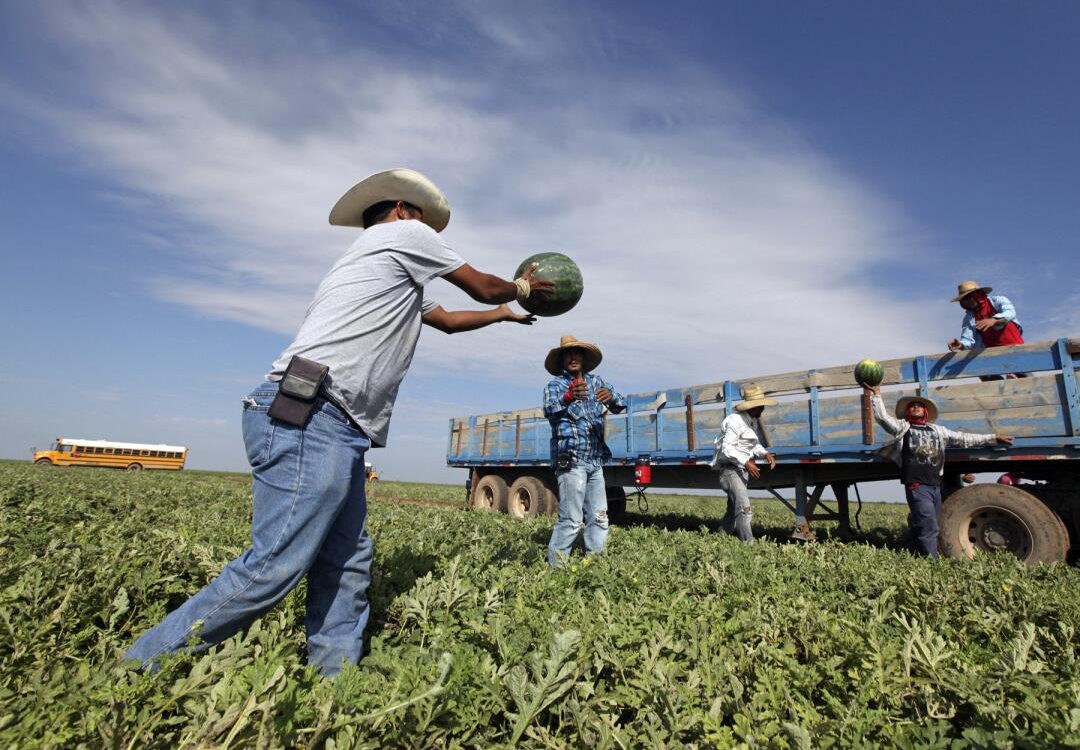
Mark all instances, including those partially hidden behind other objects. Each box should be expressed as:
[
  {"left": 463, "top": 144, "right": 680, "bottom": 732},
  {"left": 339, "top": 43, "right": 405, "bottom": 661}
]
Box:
[{"left": 710, "top": 411, "right": 769, "bottom": 469}]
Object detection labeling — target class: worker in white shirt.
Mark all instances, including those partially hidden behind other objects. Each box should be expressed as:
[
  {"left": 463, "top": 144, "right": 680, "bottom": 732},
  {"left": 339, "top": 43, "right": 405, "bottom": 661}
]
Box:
[{"left": 710, "top": 385, "right": 815, "bottom": 542}]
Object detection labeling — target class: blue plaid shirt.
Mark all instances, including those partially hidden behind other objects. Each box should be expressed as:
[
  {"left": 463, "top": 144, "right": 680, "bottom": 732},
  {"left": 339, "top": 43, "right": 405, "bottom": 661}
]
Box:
[{"left": 543, "top": 371, "right": 627, "bottom": 466}]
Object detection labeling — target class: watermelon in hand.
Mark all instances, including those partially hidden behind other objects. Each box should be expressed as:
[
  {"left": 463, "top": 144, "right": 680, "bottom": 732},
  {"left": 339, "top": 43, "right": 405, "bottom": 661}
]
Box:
[
  {"left": 854, "top": 359, "right": 884, "bottom": 387},
  {"left": 513, "top": 252, "right": 583, "bottom": 317}
]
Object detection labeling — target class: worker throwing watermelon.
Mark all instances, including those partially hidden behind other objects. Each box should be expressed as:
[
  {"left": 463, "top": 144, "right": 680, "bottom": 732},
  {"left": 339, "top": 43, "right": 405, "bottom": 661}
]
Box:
[{"left": 126, "top": 168, "right": 554, "bottom": 678}]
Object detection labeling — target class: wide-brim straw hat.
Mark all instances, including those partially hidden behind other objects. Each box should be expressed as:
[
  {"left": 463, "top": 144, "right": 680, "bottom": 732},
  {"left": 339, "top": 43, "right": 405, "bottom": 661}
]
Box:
[
  {"left": 329, "top": 168, "right": 451, "bottom": 233},
  {"left": 735, "top": 384, "right": 778, "bottom": 412},
  {"left": 895, "top": 396, "right": 939, "bottom": 423},
  {"left": 545, "top": 334, "right": 603, "bottom": 376},
  {"left": 950, "top": 280, "right": 993, "bottom": 302}
]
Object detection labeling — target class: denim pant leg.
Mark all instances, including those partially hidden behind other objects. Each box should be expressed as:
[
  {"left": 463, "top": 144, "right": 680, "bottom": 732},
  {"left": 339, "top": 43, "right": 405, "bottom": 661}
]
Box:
[
  {"left": 549, "top": 465, "right": 587, "bottom": 566},
  {"left": 580, "top": 463, "right": 609, "bottom": 556},
  {"left": 126, "top": 384, "right": 371, "bottom": 675},
  {"left": 719, "top": 468, "right": 753, "bottom": 541},
  {"left": 304, "top": 468, "right": 373, "bottom": 677},
  {"left": 717, "top": 471, "right": 735, "bottom": 532},
  {"left": 906, "top": 484, "right": 942, "bottom": 558}
]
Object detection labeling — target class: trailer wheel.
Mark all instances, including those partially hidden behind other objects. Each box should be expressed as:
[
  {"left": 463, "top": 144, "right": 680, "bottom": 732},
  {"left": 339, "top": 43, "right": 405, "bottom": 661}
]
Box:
[
  {"left": 472, "top": 475, "right": 508, "bottom": 513},
  {"left": 508, "top": 476, "right": 546, "bottom": 519},
  {"left": 541, "top": 479, "right": 560, "bottom": 516},
  {"left": 607, "top": 486, "right": 628, "bottom": 523},
  {"left": 939, "top": 484, "right": 1070, "bottom": 564}
]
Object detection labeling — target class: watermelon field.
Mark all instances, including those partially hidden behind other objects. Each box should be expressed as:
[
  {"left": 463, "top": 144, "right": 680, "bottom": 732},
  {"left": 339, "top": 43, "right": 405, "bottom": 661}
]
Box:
[{"left": 2, "top": 460, "right": 1079, "bottom": 749}]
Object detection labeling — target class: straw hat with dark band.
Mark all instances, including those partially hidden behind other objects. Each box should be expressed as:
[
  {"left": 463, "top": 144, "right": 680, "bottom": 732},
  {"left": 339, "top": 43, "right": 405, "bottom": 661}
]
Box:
[
  {"left": 895, "top": 396, "right": 938, "bottom": 423},
  {"left": 545, "top": 334, "right": 603, "bottom": 376},
  {"left": 735, "top": 384, "right": 778, "bottom": 412},
  {"left": 329, "top": 168, "right": 451, "bottom": 233},
  {"left": 950, "top": 280, "right": 993, "bottom": 302}
]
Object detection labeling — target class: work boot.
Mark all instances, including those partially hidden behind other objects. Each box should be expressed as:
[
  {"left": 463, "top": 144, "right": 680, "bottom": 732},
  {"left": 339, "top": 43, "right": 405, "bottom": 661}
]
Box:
[{"left": 789, "top": 522, "right": 816, "bottom": 542}]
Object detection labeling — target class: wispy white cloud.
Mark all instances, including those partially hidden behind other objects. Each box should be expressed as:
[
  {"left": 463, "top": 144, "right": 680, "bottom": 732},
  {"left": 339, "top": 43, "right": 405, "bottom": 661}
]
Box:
[
  {"left": 3, "top": 0, "right": 943, "bottom": 414},
  {"left": 1043, "top": 293, "right": 1080, "bottom": 333}
]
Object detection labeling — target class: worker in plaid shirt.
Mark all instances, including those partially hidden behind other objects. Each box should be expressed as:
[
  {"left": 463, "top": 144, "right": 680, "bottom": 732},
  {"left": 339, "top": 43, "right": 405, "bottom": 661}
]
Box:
[{"left": 542, "top": 334, "right": 626, "bottom": 567}]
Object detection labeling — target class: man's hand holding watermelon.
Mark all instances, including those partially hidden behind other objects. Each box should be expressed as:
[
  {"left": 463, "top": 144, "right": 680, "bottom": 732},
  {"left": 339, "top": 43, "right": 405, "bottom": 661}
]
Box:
[{"left": 512, "top": 262, "right": 555, "bottom": 302}]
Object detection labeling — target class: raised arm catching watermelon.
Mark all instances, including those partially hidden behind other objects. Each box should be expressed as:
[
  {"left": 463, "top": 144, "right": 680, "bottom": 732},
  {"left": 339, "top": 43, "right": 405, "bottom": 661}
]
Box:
[
  {"left": 863, "top": 383, "right": 1012, "bottom": 558},
  {"left": 854, "top": 359, "right": 885, "bottom": 445}
]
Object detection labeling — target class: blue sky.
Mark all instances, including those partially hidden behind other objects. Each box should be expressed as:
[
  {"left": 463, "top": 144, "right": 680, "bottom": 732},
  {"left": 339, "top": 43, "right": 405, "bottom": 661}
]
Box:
[{"left": 1, "top": 1, "right": 1078, "bottom": 493}]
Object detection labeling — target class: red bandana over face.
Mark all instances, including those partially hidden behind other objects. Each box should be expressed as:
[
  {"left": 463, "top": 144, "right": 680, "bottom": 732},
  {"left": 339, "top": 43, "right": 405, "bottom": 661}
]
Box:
[
  {"left": 906, "top": 402, "right": 928, "bottom": 426},
  {"left": 969, "top": 291, "right": 1024, "bottom": 347}
]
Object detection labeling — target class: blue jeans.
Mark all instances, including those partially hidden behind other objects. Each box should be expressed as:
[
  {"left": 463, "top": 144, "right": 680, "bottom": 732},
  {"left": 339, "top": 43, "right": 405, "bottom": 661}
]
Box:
[
  {"left": 547, "top": 460, "right": 608, "bottom": 567},
  {"left": 718, "top": 468, "right": 754, "bottom": 541},
  {"left": 125, "top": 382, "right": 372, "bottom": 677},
  {"left": 906, "top": 483, "right": 942, "bottom": 558}
]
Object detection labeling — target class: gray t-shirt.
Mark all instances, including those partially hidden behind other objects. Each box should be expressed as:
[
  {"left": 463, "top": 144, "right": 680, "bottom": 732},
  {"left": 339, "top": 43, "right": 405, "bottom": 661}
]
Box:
[{"left": 269, "top": 220, "right": 465, "bottom": 446}]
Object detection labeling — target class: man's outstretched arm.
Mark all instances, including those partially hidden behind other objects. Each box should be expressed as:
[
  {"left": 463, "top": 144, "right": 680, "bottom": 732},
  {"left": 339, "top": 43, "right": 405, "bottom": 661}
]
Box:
[
  {"left": 442, "top": 263, "right": 553, "bottom": 305},
  {"left": 422, "top": 304, "right": 535, "bottom": 334}
]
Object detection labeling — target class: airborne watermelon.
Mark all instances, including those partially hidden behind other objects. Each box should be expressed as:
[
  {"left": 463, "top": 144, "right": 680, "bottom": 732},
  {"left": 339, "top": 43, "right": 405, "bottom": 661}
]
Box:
[
  {"left": 513, "top": 252, "right": 583, "bottom": 317},
  {"left": 854, "top": 359, "right": 885, "bottom": 387}
]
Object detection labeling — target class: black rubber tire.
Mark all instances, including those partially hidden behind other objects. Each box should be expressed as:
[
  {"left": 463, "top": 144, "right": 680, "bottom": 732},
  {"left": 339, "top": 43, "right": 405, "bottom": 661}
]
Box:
[
  {"left": 606, "top": 486, "right": 628, "bottom": 524},
  {"left": 540, "top": 478, "right": 560, "bottom": 516},
  {"left": 939, "top": 483, "right": 1070, "bottom": 564},
  {"left": 508, "top": 476, "right": 545, "bottom": 519},
  {"left": 34, "top": 458, "right": 52, "bottom": 467},
  {"left": 126, "top": 463, "right": 143, "bottom": 472},
  {"left": 472, "top": 474, "right": 509, "bottom": 513}
]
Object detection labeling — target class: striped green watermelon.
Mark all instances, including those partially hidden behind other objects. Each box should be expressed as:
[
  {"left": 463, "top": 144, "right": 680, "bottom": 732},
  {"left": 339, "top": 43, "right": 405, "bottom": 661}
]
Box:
[
  {"left": 854, "top": 358, "right": 884, "bottom": 387},
  {"left": 513, "top": 252, "right": 583, "bottom": 317}
]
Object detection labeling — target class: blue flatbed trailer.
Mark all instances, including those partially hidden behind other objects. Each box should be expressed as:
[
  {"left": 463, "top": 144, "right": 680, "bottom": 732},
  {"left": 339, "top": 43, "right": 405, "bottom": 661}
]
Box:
[{"left": 447, "top": 337, "right": 1080, "bottom": 562}]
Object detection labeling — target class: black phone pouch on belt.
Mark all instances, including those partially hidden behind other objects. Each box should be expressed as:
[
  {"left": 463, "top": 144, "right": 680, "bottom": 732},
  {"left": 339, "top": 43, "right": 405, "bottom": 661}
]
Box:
[{"left": 268, "top": 356, "right": 329, "bottom": 428}]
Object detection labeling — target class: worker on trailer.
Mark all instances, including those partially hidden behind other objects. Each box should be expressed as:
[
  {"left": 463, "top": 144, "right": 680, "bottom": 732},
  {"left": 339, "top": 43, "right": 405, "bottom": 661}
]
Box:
[{"left": 947, "top": 280, "right": 1026, "bottom": 381}]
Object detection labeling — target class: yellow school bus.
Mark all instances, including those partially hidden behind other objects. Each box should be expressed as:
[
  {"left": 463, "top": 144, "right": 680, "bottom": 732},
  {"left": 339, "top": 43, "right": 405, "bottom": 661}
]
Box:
[{"left": 33, "top": 437, "right": 188, "bottom": 472}]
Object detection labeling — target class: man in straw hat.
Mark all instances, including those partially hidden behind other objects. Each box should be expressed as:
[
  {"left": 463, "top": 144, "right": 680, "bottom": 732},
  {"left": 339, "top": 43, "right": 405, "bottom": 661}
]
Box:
[
  {"left": 126, "top": 168, "right": 551, "bottom": 677},
  {"left": 864, "top": 384, "right": 1012, "bottom": 558},
  {"left": 543, "top": 334, "right": 627, "bottom": 567},
  {"left": 947, "top": 280, "right": 1024, "bottom": 354},
  {"left": 710, "top": 385, "right": 815, "bottom": 542}
]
